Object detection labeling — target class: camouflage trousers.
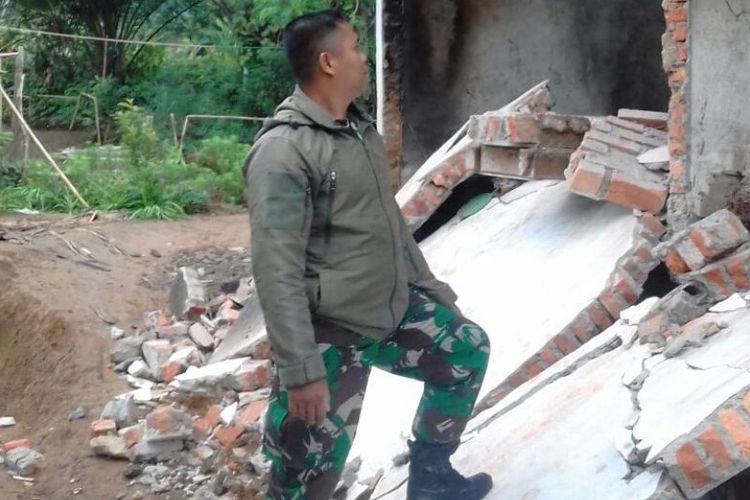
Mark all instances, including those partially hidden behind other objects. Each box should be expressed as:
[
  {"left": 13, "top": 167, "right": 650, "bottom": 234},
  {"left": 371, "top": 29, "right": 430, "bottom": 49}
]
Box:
[{"left": 262, "top": 287, "right": 491, "bottom": 500}]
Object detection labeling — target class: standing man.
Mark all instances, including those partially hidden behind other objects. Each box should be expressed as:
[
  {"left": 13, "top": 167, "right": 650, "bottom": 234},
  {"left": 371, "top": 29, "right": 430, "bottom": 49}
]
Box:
[{"left": 243, "top": 10, "right": 492, "bottom": 500}]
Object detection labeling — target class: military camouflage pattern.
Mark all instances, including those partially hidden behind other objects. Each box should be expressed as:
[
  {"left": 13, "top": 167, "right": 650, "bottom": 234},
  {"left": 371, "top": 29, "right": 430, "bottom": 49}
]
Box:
[{"left": 263, "top": 287, "right": 491, "bottom": 499}]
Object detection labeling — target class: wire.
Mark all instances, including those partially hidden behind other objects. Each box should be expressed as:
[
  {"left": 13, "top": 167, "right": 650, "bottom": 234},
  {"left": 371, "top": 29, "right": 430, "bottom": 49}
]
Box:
[{"left": 0, "top": 25, "right": 282, "bottom": 51}]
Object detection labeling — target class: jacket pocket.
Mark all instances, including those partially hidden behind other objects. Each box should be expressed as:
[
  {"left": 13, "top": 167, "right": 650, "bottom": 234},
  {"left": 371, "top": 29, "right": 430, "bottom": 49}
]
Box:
[{"left": 324, "top": 170, "right": 337, "bottom": 244}]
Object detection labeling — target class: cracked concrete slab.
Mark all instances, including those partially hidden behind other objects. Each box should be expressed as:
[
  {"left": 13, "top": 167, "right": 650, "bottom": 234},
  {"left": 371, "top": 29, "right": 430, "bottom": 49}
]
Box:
[
  {"left": 367, "top": 318, "right": 662, "bottom": 499},
  {"left": 347, "top": 181, "right": 639, "bottom": 485},
  {"left": 633, "top": 308, "right": 750, "bottom": 464}
]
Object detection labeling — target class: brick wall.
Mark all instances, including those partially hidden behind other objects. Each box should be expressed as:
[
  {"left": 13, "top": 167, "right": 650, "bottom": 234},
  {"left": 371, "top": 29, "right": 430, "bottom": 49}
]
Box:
[
  {"left": 664, "top": 389, "right": 750, "bottom": 498},
  {"left": 662, "top": 0, "right": 691, "bottom": 230}
]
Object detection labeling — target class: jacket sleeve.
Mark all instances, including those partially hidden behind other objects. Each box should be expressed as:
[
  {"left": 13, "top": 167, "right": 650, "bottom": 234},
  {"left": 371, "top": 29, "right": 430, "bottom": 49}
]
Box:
[
  {"left": 398, "top": 213, "right": 461, "bottom": 314},
  {"left": 244, "top": 137, "right": 325, "bottom": 388}
]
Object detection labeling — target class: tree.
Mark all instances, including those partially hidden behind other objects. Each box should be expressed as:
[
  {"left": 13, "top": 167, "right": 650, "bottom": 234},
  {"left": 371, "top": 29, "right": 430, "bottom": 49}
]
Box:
[{"left": 12, "top": 0, "right": 207, "bottom": 82}]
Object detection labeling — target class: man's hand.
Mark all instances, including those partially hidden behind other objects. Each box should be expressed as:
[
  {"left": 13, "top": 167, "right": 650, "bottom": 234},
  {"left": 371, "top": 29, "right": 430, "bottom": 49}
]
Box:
[{"left": 287, "top": 379, "right": 330, "bottom": 426}]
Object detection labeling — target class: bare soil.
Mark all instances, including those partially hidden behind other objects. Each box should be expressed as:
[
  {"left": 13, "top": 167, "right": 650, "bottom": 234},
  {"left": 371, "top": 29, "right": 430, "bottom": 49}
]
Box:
[{"left": 0, "top": 211, "right": 251, "bottom": 499}]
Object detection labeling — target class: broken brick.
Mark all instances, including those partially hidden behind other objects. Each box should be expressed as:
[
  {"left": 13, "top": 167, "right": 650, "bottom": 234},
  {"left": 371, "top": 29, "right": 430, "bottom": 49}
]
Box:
[
  {"left": 90, "top": 419, "right": 117, "bottom": 437},
  {"left": 227, "top": 359, "right": 272, "bottom": 392},
  {"left": 238, "top": 400, "right": 268, "bottom": 427},
  {"left": 145, "top": 405, "right": 192, "bottom": 442},
  {"left": 212, "top": 424, "right": 245, "bottom": 448},
  {"left": 2, "top": 438, "right": 31, "bottom": 452}
]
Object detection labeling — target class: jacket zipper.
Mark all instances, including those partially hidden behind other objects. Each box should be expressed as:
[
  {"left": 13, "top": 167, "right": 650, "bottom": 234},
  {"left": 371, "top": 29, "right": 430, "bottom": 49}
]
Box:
[
  {"left": 325, "top": 171, "right": 337, "bottom": 244},
  {"left": 351, "top": 121, "right": 398, "bottom": 328}
]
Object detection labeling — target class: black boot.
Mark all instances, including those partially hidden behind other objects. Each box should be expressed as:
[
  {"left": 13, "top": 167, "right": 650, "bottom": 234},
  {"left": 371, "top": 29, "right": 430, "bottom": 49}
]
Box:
[{"left": 406, "top": 440, "right": 493, "bottom": 500}]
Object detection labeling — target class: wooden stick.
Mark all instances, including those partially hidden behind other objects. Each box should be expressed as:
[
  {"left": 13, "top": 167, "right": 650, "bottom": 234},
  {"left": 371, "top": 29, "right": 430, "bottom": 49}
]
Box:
[
  {"left": 81, "top": 93, "right": 102, "bottom": 144},
  {"left": 177, "top": 114, "right": 265, "bottom": 158},
  {"left": 0, "top": 84, "right": 90, "bottom": 208}
]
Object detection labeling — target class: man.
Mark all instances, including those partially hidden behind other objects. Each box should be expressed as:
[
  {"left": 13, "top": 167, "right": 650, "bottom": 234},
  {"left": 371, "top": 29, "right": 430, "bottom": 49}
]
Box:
[{"left": 243, "top": 10, "right": 492, "bottom": 500}]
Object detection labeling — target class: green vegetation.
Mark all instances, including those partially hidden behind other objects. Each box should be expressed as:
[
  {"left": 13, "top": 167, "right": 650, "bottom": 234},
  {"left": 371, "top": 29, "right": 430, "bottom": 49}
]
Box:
[{"left": 0, "top": 0, "right": 376, "bottom": 218}]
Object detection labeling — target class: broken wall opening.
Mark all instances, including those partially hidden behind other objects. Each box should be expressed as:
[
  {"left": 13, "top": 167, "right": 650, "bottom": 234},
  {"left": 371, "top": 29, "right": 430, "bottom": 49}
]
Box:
[{"left": 388, "top": 0, "right": 669, "bottom": 182}]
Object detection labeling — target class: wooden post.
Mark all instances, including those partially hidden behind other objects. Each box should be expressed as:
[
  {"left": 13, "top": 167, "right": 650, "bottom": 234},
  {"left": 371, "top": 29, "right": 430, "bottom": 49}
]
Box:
[
  {"left": 0, "top": 84, "right": 89, "bottom": 208},
  {"left": 9, "top": 47, "right": 25, "bottom": 162},
  {"left": 102, "top": 40, "right": 108, "bottom": 78},
  {"left": 0, "top": 57, "right": 3, "bottom": 133}
]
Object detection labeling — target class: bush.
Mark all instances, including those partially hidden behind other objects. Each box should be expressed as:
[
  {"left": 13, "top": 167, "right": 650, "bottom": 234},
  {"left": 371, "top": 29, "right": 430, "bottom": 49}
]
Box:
[{"left": 0, "top": 103, "right": 248, "bottom": 218}]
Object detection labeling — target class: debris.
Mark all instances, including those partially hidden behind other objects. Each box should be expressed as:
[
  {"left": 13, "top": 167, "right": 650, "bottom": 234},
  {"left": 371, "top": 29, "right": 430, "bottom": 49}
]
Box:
[
  {"left": 4, "top": 448, "right": 45, "bottom": 476},
  {"left": 90, "top": 419, "right": 117, "bottom": 437},
  {"left": 144, "top": 405, "right": 192, "bottom": 442},
  {"left": 68, "top": 407, "right": 87, "bottom": 421},
  {"left": 219, "top": 402, "right": 238, "bottom": 426},
  {"left": 3, "top": 439, "right": 31, "bottom": 452},
  {"left": 111, "top": 326, "right": 125, "bottom": 341},
  {"left": 565, "top": 117, "right": 668, "bottom": 214},
  {"left": 127, "top": 360, "right": 152, "bottom": 379},
  {"left": 101, "top": 395, "right": 138, "bottom": 430},
  {"left": 90, "top": 435, "right": 131, "bottom": 460},
  {"left": 169, "top": 267, "right": 208, "bottom": 320},
  {"left": 111, "top": 336, "right": 145, "bottom": 364},
  {"left": 142, "top": 340, "right": 172, "bottom": 380},
  {"left": 188, "top": 322, "right": 215, "bottom": 350},
  {"left": 0, "top": 416, "right": 16, "bottom": 427}
]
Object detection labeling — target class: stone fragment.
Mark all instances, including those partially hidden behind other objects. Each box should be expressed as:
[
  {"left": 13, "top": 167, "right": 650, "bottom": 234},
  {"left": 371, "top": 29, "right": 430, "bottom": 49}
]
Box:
[
  {"left": 68, "top": 407, "right": 87, "bottom": 421},
  {"left": 133, "top": 439, "right": 184, "bottom": 463},
  {"left": 90, "top": 435, "right": 131, "bottom": 460},
  {"left": 169, "top": 267, "right": 207, "bottom": 321},
  {"left": 0, "top": 416, "right": 16, "bottom": 427},
  {"left": 144, "top": 405, "right": 192, "bottom": 442},
  {"left": 638, "top": 283, "right": 712, "bottom": 346},
  {"left": 169, "top": 345, "right": 204, "bottom": 367},
  {"left": 142, "top": 340, "right": 172, "bottom": 380},
  {"left": 127, "top": 359, "right": 152, "bottom": 379},
  {"left": 111, "top": 326, "right": 125, "bottom": 341},
  {"left": 101, "top": 395, "right": 138, "bottom": 429},
  {"left": 170, "top": 358, "right": 249, "bottom": 392},
  {"left": 5, "top": 448, "right": 45, "bottom": 476},
  {"left": 189, "top": 323, "right": 215, "bottom": 350},
  {"left": 111, "top": 336, "right": 145, "bottom": 364},
  {"left": 219, "top": 403, "right": 238, "bottom": 426},
  {"left": 157, "top": 321, "right": 190, "bottom": 339}
]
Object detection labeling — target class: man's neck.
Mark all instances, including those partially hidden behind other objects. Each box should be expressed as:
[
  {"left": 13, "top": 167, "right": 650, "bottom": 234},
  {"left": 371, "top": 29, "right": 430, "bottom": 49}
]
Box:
[{"left": 301, "top": 85, "right": 351, "bottom": 121}]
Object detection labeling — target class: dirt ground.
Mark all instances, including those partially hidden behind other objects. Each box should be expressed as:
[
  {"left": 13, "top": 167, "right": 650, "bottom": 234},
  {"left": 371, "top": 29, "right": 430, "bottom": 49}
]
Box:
[{"left": 0, "top": 210, "right": 252, "bottom": 500}]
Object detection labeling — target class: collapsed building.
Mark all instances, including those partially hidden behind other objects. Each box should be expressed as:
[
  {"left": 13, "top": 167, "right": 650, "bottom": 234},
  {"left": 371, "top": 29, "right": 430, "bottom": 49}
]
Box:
[{"left": 4, "top": 1, "right": 750, "bottom": 499}]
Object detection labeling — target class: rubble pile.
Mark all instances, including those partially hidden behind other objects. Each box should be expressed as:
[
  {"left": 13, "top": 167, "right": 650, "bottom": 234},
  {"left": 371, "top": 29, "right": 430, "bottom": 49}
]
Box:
[
  {"left": 96, "top": 266, "right": 273, "bottom": 498},
  {"left": 0, "top": 426, "right": 46, "bottom": 482}
]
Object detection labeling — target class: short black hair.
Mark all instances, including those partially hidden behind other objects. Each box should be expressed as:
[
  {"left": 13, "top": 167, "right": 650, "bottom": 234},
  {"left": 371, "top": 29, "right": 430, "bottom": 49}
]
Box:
[{"left": 282, "top": 10, "right": 347, "bottom": 84}]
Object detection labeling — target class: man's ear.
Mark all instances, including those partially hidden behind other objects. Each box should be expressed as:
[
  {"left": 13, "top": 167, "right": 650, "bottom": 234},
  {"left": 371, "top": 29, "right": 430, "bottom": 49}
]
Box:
[{"left": 318, "top": 51, "right": 336, "bottom": 77}]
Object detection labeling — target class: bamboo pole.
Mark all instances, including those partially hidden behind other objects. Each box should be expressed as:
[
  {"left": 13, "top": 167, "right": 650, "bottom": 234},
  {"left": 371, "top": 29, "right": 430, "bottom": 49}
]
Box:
[
  {"left": 80, "top": 93, "right": 102, "bottom": 145},
  {"left": 0, "top": 84, "right": 89, "bottom": 208}
]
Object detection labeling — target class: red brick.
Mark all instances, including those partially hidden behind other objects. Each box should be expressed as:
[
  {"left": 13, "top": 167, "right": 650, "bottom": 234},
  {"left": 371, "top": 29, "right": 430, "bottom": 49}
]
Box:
[
  {"left": 672, "top": 22, "right": 688, "bottom": 42},
  {"left": 408, "top": 194, "right": 429, "bottom": 215},
  {"left": 567, "top": 160, "right": 605, "bottom": 197},
  {"left": 570, "top": 316, "right": 595, "bottom": 344},
  {"left": 119, "top": 425, "right": 144, "bottom": 449},
  {"left": 401, "top": 202, "right": 418, "bottom": 218},
  {"left": 160, "top": 361, "right": 185, "bottom": 383},
  {"left": 229, "top": 360, "right": 271, "bottom": 392},
  {"left": 635, "top": 244, "right": 655, "bottom": 263},
  {"left": 698, "top": 425, "right": 732, "bottom": 468},
  {"left": 726, "top": 256, "right": 750, "bottom": 291},
  {"left": 587, "top": 301, "right": 614, "bottom": 331},
  {"left": 676, "top": 442, "right": 710, "bottom": 490},
  {"left": 640, "top": 213, "right": 667, "bottom": 239},
  {"left": 599, "top": 291, "right": 628, "bottom": 318},
  {"left": 193, "top": 418, "right": 213, "bottom": 442},
  {"left": 506, "top": 114, "right": 541, "bottom": 144},
  {"left": 606, "top": 173, "right": 667, "bottom": 214},
  {"left": 238, "top": 400, "right": 268, "bottom": 426},
  {"left": 614, "top": 274, "right": 641, "bottom": 304},
  {"left": 553, "top": 331, "right": 580, "bottom": 355},
  {"left": 539, "top": 347, "right": 559, "bottom": 366},
  {"left": 671, "top": 160, "right": 686, "bottom": 178},
  {"left": 665, "top": 249, "right": 690, "bottom": 274},
  {"left": 665, "top": 6, "right": 688, "bottom": 23},
  {"left": 718, "top": 409, "right": 750, "bottom": 458},
  {"left": 524, "top": 360, "right": 544, "bottom": 378},
  {"left": 704, "top": 266, "right": 732, "bottom": 297},
  {"left": 3, "top": 439, "right": 31, "bottom": 452},
  {"left": 743, "top": 392, "right": 750, "bottom": 416},
  {"left": 90, "top": 419, "right": 117, "bottom": 437},
  {"left": 204, "top": 405, "right": 222, "bottom": 428},
  {"left": 508, "top": 371, "right": 526, "bottom": 388},
  {"left": 213, "top": 424, "right": 245, "bottom": 448}
]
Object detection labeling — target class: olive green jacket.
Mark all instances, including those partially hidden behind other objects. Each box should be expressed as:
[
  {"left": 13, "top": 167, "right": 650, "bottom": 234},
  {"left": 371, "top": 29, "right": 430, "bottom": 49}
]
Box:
[{"left": 243, "top": 87, "right": 457, "bottom": 388}]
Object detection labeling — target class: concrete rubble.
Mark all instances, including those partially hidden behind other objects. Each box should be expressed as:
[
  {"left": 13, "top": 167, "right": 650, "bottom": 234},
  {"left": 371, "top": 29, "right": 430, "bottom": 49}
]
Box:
[{"left": 92, "top": 272, "right": 271, "bottom": 498}]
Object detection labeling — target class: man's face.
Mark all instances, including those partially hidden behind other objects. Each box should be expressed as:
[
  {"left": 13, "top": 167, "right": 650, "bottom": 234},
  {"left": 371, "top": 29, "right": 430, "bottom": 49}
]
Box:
[{"left": 326, "top": 22, "right": 368, "bottom": 98}]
